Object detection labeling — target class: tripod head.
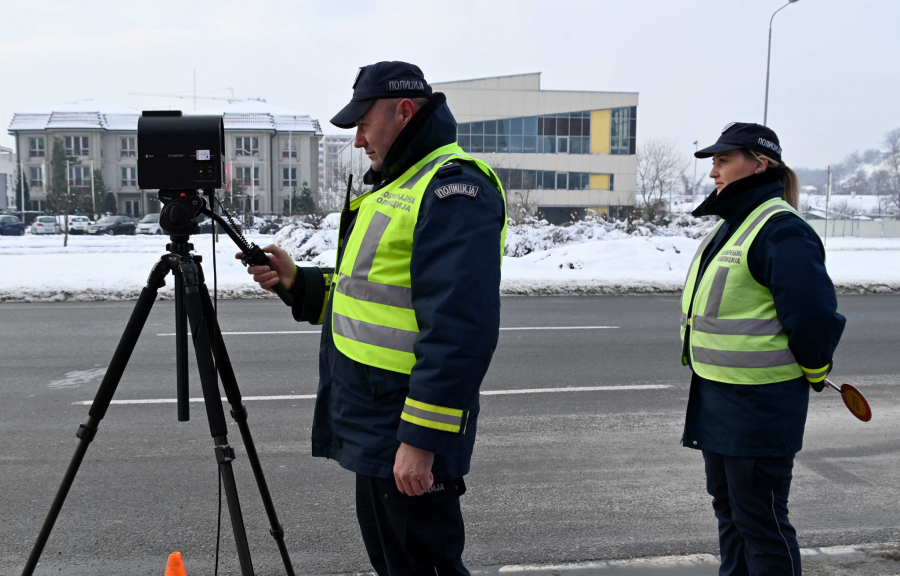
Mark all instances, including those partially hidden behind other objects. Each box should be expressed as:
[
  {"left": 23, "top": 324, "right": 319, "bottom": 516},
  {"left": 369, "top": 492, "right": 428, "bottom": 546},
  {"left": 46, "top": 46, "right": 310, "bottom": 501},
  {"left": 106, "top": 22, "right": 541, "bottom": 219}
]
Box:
[{"left": 157, "top": 189, "right": 294, "bottom": 307}]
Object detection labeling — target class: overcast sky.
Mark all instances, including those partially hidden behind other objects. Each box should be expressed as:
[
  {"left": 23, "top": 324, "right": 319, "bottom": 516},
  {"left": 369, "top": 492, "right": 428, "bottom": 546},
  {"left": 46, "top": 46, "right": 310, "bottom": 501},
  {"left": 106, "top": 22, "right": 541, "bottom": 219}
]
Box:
[{"left": 2, "top": 0, "right": 898, "bottom": 170}]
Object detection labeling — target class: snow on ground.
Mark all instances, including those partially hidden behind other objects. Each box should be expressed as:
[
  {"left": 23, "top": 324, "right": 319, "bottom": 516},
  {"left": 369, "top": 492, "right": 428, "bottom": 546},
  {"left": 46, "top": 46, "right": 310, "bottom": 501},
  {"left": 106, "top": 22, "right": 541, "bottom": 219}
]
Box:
[{"left": 2, "top": 228, "right": 900, "bottom": 302}]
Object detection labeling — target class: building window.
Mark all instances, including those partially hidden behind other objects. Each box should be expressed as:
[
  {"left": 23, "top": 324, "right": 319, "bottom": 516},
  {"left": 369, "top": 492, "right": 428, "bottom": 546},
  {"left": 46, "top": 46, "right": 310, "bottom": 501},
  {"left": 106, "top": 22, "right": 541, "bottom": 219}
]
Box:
[
  {"left": 30, "top": 166, "right": 44, "bottom": 187},
  {"left": 236, "top": 166, "right": 260, "bottom": 187},
  {"left": 282, "top": 167, "right": 297, "bottom": 187},
  {"left": 458, "top": 111, "right": 591, "bottom": 155},
  {"left": 493, "top": 168, "right": 594, "bottom": 191},
  {"left": 236, "top": 137, "right": 259, "bottom": 157},
  {"left": 610, "top": 107, "right": 637, "bottom": 155},
  {"left": 121, "top": 167, "right": 137, "bottom": 187},
  {"left": 121, "top": 137, "right": 136, "bottom": 157},
  {"left": 29, "top": 137, "right": 45, "bottom": 157},
  {"left": 282, "top": 137, "right": 297, "bottom": 158},
  {"left": 68, "top": 166, "right": 91, "bottom": 186},
  {"left": 64, "top": 136, "right": 90, "bottom": 157}
]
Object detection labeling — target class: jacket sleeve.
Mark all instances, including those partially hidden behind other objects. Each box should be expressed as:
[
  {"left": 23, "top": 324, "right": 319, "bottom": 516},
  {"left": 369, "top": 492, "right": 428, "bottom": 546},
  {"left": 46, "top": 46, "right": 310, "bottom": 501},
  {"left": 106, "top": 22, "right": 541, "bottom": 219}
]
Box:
[
  {"left": 398, "top": 167, "right": 505, "bottom": 455},
  {"left": 289, "top": 266, "right": 334, "bottom": 325},
  {"left": 749, "top": 215, "right": 846, "bottom": 388}
]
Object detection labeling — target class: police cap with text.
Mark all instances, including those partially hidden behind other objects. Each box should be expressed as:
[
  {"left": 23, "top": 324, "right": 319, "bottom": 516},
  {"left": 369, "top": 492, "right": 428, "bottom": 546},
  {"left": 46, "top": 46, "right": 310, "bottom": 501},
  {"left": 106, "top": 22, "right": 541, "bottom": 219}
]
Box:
[
  {"left": 330, "top": 61, "right": 433, "bottom": 129},
  {"left": 695, "top": 122, "right": 783, "bottom": 163}
]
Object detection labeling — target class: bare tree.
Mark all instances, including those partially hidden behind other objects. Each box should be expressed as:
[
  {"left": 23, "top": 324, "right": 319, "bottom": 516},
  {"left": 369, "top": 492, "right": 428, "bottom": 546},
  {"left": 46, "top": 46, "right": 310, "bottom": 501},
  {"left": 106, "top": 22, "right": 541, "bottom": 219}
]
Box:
[
  {"left": 636, "top": 139, "right": 685, "bottom": 223},
  {"left": 881, "top": 128, "right": 900, "bottom": 214}
]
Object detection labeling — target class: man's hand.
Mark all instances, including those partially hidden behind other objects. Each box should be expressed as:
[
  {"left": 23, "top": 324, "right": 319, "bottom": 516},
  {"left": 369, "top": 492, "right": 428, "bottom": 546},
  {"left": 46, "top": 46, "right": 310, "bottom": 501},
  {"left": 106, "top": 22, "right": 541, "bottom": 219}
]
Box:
[
  {"left": 235, "top": 244, "right": 297, "bottom": 292},
  {"left": 393, "top": 442, "right": 434, "bottom": 496}
]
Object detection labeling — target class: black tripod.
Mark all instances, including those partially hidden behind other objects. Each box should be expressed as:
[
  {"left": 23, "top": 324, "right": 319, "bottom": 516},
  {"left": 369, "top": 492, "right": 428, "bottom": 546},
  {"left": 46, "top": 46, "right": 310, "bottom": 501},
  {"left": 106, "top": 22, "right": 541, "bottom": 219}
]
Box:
[{"left": 22, "top": 234, "right": 296, "bottom": 576}]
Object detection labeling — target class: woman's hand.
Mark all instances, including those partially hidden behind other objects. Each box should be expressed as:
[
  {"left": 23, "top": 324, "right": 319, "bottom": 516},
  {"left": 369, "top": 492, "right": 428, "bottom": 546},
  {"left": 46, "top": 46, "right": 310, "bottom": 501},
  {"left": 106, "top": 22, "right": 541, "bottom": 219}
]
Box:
[{"left": 235, "top": 244, "right": 297, "bottom": 292}]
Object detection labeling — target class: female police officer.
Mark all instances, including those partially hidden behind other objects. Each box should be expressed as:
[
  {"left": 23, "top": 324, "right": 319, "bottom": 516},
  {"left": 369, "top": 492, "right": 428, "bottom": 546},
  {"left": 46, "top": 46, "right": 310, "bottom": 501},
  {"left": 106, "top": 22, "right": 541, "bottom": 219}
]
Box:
[{"left": 680, "top": 122, "right": 845, "bottom": 576}]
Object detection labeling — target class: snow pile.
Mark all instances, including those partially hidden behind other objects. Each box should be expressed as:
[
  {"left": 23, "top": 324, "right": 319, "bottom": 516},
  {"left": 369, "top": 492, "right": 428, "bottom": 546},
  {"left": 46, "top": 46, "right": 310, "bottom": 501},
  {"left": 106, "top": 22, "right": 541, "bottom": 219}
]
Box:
[
  {"left": 2, "top": 231, "right": 899, "bottom": 302},
  {"left": 274, "top": 213, "right": 339, "bottom": 263},
  {"left": 504, "top": 215, "right": 717, "bottom": 257}
]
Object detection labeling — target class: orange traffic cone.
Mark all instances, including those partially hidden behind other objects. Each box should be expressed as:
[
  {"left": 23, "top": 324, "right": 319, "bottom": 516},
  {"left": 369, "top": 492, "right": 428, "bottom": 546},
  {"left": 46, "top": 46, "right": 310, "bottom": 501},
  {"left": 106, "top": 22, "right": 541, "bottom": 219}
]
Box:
[{"left": 164, "top": 551, "right": 187, "bottom": 576}]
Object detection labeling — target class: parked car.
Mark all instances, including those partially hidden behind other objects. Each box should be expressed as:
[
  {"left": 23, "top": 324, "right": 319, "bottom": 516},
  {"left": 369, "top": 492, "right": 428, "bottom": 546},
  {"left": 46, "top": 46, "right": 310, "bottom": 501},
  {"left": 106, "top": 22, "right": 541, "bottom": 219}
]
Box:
[
  {"left": 0, "top": 215, "right": 26, "bottom": 236},
  {"left": 259, "top": 218, "right": 286, "bottom": 234},
  {"left": 56, "top": 215, "right": 91, "bottom": 235},
  {"left": 138, "top": 213, "right": 163, "bottom": 235},
  {"left": 30, "top": 216, "right": 60, "bottom": 234},
  {"left": 86, "top": 215, "right": 137, "bottom": 236},
  {"left": 197, "top": 215, "right": 243, "bottom": 235}
]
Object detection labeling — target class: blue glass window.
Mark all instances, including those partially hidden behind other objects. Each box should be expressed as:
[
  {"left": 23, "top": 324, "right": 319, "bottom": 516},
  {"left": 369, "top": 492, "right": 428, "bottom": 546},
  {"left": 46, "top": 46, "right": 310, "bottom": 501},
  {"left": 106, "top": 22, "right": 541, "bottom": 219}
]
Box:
[
  {"left": 510, "top": 117, "right": 523, "bottom": 135},
  {"left": 510, "top": 135, "right": 523, "bottom": 153}
]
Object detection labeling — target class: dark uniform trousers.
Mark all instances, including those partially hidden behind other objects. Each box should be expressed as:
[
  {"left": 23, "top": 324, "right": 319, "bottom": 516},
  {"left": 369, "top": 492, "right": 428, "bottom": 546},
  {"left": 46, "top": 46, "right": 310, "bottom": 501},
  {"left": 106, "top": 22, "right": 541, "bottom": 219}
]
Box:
[
  {"left": 702, "top": 451, "right": 801, "bottom": 576},
  {"left": 356, "top": 474, "right": 469, "bottom": 576}
]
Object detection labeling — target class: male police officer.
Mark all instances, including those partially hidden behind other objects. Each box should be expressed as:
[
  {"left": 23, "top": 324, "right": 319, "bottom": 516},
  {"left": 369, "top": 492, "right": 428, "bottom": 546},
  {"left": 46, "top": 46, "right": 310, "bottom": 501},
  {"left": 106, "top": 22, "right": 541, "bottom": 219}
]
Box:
[{"left": 239, "top": 61, "right": 506, "bottom": 575}]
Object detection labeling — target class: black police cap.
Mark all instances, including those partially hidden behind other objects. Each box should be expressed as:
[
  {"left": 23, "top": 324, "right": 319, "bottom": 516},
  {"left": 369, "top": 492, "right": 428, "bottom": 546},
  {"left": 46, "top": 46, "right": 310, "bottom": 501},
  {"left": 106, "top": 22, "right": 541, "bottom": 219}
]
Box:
[
  {"left": 695, "top": 122, "right": 783, "bottom": 164},
  {"left": 331, "top": 61, "right": 433, "bottom": 129}
]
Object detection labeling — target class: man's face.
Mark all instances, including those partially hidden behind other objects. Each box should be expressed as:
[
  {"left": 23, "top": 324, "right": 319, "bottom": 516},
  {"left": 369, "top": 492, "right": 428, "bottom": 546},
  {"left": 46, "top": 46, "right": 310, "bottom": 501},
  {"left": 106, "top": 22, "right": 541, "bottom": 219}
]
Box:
[{"left": 353, "top": 99, "right": 409, "bottom": 172}]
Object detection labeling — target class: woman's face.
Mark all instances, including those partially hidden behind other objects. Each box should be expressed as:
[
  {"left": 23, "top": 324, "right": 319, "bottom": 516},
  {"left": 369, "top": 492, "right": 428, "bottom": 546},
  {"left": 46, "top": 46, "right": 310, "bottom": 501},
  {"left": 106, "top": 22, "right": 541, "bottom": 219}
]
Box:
[{"left": 709, "top": 149, "right": 766, "bottom": 193}]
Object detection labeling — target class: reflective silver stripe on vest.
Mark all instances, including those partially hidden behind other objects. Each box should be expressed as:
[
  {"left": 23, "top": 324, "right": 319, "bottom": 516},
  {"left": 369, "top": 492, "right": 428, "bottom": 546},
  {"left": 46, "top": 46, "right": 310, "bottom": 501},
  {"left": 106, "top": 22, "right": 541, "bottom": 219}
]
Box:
[
  {"left": 336, "top": 210, "right": 413, "bottom": 308},
  {"left": 734, "top": 205, "right": 793, "bottom": 247},
  {"left": 399, "top": 154, "right": 455, "bottom": 190},
  {"left": 693, "top": 262, "right": 785, "bottom": 337},
  {"left": 703, "top": 267, "right": 729, "bottom": 317},
  {"left": 352, "top": 211, "right": 391, "bottom": 279},
  {"left": 681, "top": 312, "right": 688, "bottom": 328},
  {"left": 401, "top": 404, "right": 462, "bottom": 427},
  {"left": 693, "top": 346, "right": 797, "bottom": 368},
  {"left": 333, "top": 313, "right": 417, "bottom": 354},
  {"left": 337, "top": 274, "right": 412, "bottom": 309},
  {"left": 692, "top": 316, "right": 785, "bottom": 336},
  {"left": 684, "top": 221, "right": 722, "bottom": 287}
]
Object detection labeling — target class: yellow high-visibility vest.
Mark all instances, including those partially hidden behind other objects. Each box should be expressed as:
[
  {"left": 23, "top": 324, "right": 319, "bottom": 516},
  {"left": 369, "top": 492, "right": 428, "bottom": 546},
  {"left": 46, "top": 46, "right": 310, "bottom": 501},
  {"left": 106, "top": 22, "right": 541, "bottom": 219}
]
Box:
[
  {"left": 680, "top": 198, "right": 813, "bottom": 384},
  {"left": 331, "top": 142, "right": 507, "bottom": 376}
]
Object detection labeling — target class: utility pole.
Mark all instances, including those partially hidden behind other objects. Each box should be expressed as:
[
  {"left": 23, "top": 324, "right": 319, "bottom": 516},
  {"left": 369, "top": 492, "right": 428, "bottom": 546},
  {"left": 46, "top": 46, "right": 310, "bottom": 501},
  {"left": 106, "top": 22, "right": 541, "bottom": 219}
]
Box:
[
  {"left": 19, "top": 159, "right": 25, "bottom": 222},
  {"left": 692, "top": 140, "right": 699, "bottom": 211},
  {"left": 288, "top": 131, "right": 293, "bottom": 217},
  {"left": 824, "top": 165, "right": 832, "bottom": 246},
  {"left": 90, "top": 160, "right": 96, "bottom": 216},
  {"left": 64, "top": 160, "right": 70, "bottom": 247}
]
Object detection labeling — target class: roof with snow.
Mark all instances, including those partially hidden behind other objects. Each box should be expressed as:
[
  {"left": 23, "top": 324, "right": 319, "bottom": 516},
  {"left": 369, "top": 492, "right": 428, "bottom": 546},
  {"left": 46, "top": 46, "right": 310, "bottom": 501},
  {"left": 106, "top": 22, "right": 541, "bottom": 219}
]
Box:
[
  {"left": 8, "top": 98, "right": 322, "bottom": 135},
  {"left": 8, "top": 99, "right": 141, "bottom": 132},
  {"left": 187, "top": 100, "right": 322, "bottom": 134}
]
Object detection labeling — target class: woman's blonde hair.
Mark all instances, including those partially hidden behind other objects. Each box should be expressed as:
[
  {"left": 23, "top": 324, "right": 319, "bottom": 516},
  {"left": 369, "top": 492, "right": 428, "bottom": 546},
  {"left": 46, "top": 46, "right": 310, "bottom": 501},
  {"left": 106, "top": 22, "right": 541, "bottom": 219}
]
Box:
[{"left": 743, "top": 149, "right": 800, "bottom": 210}]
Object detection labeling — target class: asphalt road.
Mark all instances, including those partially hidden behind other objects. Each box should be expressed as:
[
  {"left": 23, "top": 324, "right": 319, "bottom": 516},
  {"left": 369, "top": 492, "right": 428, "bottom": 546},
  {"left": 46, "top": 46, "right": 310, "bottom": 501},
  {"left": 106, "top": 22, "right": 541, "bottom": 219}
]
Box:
[{"left": 1, "top": 295, "right": 898, "bottom": 575}]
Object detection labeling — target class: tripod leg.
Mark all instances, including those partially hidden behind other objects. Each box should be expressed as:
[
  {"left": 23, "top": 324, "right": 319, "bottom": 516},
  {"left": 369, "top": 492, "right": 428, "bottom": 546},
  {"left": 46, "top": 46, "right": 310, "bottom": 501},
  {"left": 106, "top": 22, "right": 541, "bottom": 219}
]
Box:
[
  {"left": 197, "top": 275, "right": 296, "bottom": 576},
  {"left": 179, "top": 260, "right": 255, "bottom": 576},
  {"left": 22, "top": 259, "right": 169, "bottom": 576},
  {"left": 174, "top": 268, "right": 189, "bottom": 421}
]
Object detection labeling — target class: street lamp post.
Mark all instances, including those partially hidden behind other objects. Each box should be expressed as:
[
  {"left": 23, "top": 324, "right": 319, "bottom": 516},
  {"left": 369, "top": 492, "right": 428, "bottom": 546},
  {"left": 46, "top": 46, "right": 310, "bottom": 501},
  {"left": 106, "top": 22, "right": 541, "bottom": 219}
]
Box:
[{"left": 764, "top": 0, "right": 800, "bottom": 126}]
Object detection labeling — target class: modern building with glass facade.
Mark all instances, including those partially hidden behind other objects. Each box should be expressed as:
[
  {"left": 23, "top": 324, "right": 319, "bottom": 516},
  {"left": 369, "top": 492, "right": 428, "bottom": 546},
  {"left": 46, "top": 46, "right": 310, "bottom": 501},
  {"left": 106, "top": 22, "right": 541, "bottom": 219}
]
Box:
[{"left": 432, "top": 73, "right": 638, "bottom": 222}]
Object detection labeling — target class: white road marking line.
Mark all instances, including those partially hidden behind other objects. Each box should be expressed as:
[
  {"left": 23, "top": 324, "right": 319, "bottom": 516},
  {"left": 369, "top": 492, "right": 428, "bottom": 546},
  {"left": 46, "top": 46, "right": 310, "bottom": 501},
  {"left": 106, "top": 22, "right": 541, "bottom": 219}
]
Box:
[
  {"left": 481, "top": 385, "right": 670, "bottom": 395},
  {"left": 71, "top": 384, "right": 669, "bottom": 406},
  {"left": 157, "top": 326, "right": 619, "bottom": 336}
]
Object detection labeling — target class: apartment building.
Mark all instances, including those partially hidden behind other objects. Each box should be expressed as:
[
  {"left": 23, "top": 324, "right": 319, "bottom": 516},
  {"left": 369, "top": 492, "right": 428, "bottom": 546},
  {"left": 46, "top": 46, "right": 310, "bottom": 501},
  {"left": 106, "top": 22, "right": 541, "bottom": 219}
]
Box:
[
  {"left": 7, "top": 99, "right": 322, "bottom": 216},
  {"left": 319, "top": 134, "right": 354, "bottom": 192}
]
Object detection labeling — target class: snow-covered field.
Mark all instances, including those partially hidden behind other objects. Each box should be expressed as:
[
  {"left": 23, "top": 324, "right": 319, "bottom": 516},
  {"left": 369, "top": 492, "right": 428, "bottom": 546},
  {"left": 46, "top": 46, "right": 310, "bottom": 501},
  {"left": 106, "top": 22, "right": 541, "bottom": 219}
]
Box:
[{"left": 2, "top": 227, "right": 899, "bottom": 302}]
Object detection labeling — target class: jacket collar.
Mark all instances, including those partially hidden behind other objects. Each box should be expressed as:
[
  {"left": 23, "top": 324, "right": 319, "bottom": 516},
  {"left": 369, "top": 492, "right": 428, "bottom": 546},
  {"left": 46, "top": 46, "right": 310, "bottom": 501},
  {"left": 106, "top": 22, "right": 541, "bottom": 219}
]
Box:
[
  {"left": 363, "top": 93, "right": 456, "bottom": 189},
  {"left": 692, "top": 168, "right": 785, "bottom": 224}
]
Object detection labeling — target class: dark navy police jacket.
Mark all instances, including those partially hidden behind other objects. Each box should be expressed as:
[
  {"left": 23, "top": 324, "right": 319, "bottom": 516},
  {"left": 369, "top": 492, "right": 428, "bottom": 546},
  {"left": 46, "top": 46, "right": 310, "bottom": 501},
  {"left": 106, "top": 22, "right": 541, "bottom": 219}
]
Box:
[
  {"left": 681, "top": 169, "right": 846, "bottom": 458},
  {"left": 290, "top": 94, "right": 505, "bottom": 480}
]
